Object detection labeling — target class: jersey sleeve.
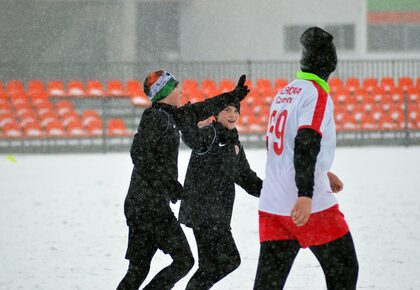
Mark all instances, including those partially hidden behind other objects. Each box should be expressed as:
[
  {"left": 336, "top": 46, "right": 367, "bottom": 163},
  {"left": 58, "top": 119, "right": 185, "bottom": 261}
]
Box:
[{"left": 297, "top": 82, "right": 328, "bottom": 136}]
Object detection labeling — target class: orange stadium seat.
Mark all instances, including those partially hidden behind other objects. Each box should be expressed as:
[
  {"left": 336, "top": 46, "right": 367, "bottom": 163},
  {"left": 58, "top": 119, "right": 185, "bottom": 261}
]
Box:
[
  {"left": 31, "top": 93, "right": 50, "bottom": 106},
  {"left": 10, "top": 94, "right": 29, "bottom": 106},
  {"left": 36, "top": 102, "right": 54, "bottom": 117},
  {"left": 387, "top": 88, "right": 404, "bottom": 104},
  {"left": 381, "top": 77, "right": 395, "bottom": 93},
  {"left": 6, "top": 80, "right": 25, "bottom": 96},
  {"left": 47, "top": 80, "right": 65, "bottom": 97},
  {"left": 28, "top": 80, "right": 46, "bottom": 97},
  {"left": 66, "top": 119, "right": 86, "bottom": 137},
  {"left": 3, "top": 121, "right": 22, "bottom": 138},
  {"left": 371, "top": 87, "right": 386, "bottom": 104},
  {"left": 106, "top": 80, "right": 124, "bottom": 97},
  {"left": 398, "top": 77, "right": 414, "bottom": 93},
  {"left": 219, "top": 79, "right": 235, "bottom": 93},
  {"left": 0, "top": 102, "right": 12, "bottom": 115},
  {"left": 40, "top": 111, "right": 59, "bottom": 127},
  {"left": 126, "top": 80, "right": 150, "bottom": 107},
  {"left": 345, "top": 78, "right": 360, "bottom": 93},
  {"left": 86, "top": 119, "right": 103, "bottom": 137},
  {"left": 360, "top": 111, "right": 380, "bottom": 130},
  {"left": 18, "top": 110, "right": 38, "bottom": 123},
  {"left": 22, "top": 120, "right": 43, "bottom": 138},
  {"left": 86, "top": 80, "right": 104, "bottom": 97},
  {"left": 390, "top": 107, "right": 405, "bottom": 129},
  {"left": 107, "top": 118, "right": 130, "bottom": 137},
  {"left": 61, "top": 111, "right": 81, "bottom": 128},
  {"left": 0, "top": 93, "right": 7, "bottom": 105},
  {"left": 379, "top": 113, "right": 395, "bottom": 130},
  {"left": 55, "top": 101, "right": 74, "bottom": 116},
  {"left": 201, "top": 79, "right": 218, "bottom": 97},
  {"left": 81, "top": 110, "right": 100, "bottom": 124},
  {"left": 182, "top": 79, "right": 199, "bottom": 94},
  {"left": 248, "top": 115, "right": 265, "bottom": 134},
  {"left": 81, "top": 111, "right": 103, "bottom": 137},
  {"left": 333, "top": 89, "right": 347, "bottom": 105},
  {"left": 329, "top": 78, "right": 343, "bottom": 90},
  {"left": 363, "top": 78, "right": 378, "bottom": 94},
  {"left": 416, "top": 77, "right": 420, "bottom": 91},
  {"left": 255, "top": 79, "right": 273, "bottom": 97},
  {"left": 407, "top": 89, "right": 418, "bottom": 106},
  {"left": 180, "top": 80, "right": 199, "bottom": 104},
  {"left": 408, "top": 110, "right": 420, "bottom": 129},
  {"left": 46, "top": 120, "right": 66, "bottom": 137},
  {"left": 236, "top": 114, "right": 250, "bottom": 134},
  {"left": 125, "top": 80, "right": 144, "bottom": 96},
  {"left": 0, "top": 112, "right": 15, "bottom": 129},
  {"left": 67, "top": 80, "right": 85, "bottom": 97},
  {"left": 329, "top": 77, "right": 343, "bottom": 99},
  {"left": 342, "top": 113, "right": 357, "bottom": 131},
  {"left": 14, "top": 103, "right": 33, "bottom": 118},
  {"left": 273, "top": 79, "right": 288, "bottom": 94},
  {"left": 353, "top": 88, "right": 372, "bottom": 105},
  {"left": 263, "top": 95, "right": 274, "bottom": 106}
]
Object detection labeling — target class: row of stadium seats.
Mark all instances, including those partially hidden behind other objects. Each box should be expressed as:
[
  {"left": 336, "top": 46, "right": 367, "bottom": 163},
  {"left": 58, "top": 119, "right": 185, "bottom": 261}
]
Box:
[
  {"left": 1, "top": 77, "right": 420, "bottom": 101},
  {"left": 0, "top": 97, "right": 418, "bottom": 138},
  {"left": 0, "top": 98, "right": 131, "bottom": 138},
  {"left": 1, "top": 77, "right": 419, "bottom": 138}
]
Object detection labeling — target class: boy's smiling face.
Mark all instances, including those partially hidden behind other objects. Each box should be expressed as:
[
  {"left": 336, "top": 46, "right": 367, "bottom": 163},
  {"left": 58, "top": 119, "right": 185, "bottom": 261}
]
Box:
[{"left": 217, "top": 105, "right": 239, "bottom": 130}]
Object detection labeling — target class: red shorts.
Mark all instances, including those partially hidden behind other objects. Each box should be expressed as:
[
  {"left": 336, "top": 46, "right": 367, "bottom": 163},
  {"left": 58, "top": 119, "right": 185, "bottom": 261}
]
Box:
[{"left": 259, "top": 204, "right": 349, "bottom": 248}]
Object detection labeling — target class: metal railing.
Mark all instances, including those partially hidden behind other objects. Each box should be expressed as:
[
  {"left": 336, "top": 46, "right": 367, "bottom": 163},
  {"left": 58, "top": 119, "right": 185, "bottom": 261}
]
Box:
[{"left": 1, "top": 59, "right": 420, "bottom": 83}]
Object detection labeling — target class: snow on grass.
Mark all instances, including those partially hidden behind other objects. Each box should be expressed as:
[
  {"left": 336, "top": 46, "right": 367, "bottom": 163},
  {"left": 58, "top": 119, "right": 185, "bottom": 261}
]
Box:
[{"left": 1, "top": 146, "right": 419, "bottom": 289}]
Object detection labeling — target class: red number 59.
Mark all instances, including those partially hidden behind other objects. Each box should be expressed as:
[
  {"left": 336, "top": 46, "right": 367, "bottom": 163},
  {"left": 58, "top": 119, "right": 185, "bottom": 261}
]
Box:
[{"left": 268, "top": 110, "right": 288, "bottom": 156}]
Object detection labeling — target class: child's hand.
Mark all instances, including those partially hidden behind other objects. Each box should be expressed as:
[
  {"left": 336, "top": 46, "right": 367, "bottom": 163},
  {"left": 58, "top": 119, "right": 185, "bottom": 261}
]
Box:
[
  {"left": 230, "top": 75, "right": 250, "bottom": 102},
  {"left": 327, "top": 171, "right": 343, "bottom": 193},
  {"left": 291, "top": 196, "right": 312, "bottom": 227}
]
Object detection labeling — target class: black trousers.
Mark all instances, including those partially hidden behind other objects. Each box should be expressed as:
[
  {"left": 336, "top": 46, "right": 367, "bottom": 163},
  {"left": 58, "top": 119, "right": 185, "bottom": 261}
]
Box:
[
  {"left": 117, "top": 213, "right": 194, "bottom": 290},
  {"left": 253, "top": 232, "right": 359, "bottom": 290},
  {"left": 185, "top": 225, "right": 241, "bottom": 290}
]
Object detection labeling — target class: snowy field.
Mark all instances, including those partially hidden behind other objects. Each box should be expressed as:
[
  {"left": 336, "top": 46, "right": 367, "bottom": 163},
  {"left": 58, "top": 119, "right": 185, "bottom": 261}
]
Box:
[{"left": 1, "top": 146, "right": 420, "bottom": 290}]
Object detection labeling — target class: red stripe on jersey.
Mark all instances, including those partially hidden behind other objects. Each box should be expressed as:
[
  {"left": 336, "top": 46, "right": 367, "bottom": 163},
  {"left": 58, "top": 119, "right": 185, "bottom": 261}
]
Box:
[{"left": 309, "top": 80, "right": 328, "bottom": 133}]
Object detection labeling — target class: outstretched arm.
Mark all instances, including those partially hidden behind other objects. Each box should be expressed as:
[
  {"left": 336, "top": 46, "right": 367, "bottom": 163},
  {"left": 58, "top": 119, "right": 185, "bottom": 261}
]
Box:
[
  {"left": 181, "top": 123, "right": 216, "bottom": 150},
  {"left": 174, "top": 75, "right": 250, "bottom": 130}
]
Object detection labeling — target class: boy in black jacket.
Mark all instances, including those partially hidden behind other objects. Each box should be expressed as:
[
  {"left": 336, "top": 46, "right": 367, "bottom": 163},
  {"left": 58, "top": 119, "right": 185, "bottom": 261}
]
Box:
[
  {"left": 178, "top": 102, "right": 263, "bottom": 290},
  {"left": 117, "top": 71, "right": 250, "bottom": 290}
]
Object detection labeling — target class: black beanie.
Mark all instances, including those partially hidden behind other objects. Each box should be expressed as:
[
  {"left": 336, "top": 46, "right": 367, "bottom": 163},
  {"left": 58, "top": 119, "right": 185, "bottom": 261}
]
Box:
[
  {"left": 300, "top": 27, "right": 337, "bottom": 80},
  {"left": 216, "top": 102, "right": 241, "bottom": 116}
]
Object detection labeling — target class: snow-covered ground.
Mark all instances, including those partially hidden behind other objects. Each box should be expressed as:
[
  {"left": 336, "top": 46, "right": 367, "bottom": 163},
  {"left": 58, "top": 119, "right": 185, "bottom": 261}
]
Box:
[{"left": 1, "top": 146, "right": 420, "bottom": 290}]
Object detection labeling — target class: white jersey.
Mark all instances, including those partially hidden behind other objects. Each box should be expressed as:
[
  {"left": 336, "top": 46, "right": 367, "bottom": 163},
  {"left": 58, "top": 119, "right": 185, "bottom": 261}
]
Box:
[{"left": 259, "top": 73, "right": 337, "bottom": 216}]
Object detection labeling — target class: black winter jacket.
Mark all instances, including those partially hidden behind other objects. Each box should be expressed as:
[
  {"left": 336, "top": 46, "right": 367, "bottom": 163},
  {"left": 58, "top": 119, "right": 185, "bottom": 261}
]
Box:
[
  {"left": 178, "top": 121, "right": 262, "bottom": 229},
  {"left": 125, "top": 94, "right": 241, "bottom": 226}
]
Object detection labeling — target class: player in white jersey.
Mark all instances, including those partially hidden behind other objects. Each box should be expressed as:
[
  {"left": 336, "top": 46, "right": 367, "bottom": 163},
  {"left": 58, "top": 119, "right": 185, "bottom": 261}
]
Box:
[{"left": 254, "top": 27, "right": 358, "bottom": 290}]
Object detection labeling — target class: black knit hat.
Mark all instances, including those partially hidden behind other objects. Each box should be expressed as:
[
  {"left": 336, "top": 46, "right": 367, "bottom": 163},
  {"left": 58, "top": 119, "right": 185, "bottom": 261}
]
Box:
[
  {"left": 215, "top": 101, "right": 241, "bottom": 116},
  {"left": 300, "top": 27, "right": 337, "bottom": 79}
]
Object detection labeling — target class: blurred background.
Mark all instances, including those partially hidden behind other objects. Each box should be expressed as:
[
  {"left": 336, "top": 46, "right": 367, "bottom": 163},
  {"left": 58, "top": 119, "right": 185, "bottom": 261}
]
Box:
[{"left": 1, "top": 0, "right": 420, "bottom": 152}]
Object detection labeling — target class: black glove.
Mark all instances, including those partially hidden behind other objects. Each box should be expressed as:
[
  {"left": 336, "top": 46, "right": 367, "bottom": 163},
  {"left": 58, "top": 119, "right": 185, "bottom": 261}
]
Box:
[
  {"left": 169, "top": 180, "right": 185, "bottom": 203},
  {"left": 227, "top": 75, "right": 250, "bottom": 103}
]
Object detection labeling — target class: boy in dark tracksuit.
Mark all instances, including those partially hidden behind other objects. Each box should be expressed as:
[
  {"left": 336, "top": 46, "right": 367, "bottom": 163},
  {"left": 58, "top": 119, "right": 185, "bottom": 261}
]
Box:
[
  {"left": 117, "top": 71, "right": 250, "bottom": 290},
  {"left": 178, "top": 103, "right": 263, "bottom": 290}
]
